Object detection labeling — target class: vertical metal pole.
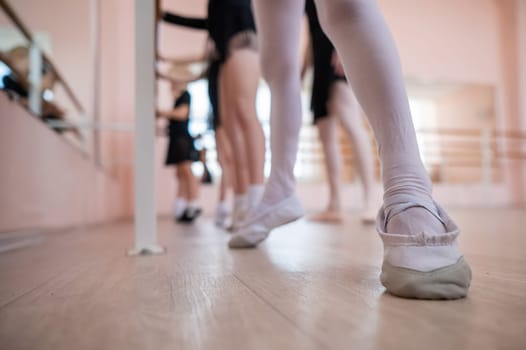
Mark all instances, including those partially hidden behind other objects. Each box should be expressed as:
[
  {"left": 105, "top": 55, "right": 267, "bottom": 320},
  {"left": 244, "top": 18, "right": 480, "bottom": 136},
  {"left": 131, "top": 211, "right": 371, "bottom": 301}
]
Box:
[
  {"left": 28, "top": 43, "right": 42, "bottom": 116},
  {"left": 128, "top": 0, "right": 164, "bottom": 255}
]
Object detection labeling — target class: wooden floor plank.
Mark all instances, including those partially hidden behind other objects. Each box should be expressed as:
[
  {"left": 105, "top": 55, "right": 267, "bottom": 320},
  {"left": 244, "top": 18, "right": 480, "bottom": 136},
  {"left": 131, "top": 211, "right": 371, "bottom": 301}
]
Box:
[
  {"left": 0, "top": 223, "right": 133, "bottom": 307},
  {"left": 230, "top": 210, "right": 526, "bottom": 350},
  {"left": 0, "top": 209, "right": 525, "bottom": 349},
  {"left": 0, "top": 223, "right": 319, "bottom": 350}
]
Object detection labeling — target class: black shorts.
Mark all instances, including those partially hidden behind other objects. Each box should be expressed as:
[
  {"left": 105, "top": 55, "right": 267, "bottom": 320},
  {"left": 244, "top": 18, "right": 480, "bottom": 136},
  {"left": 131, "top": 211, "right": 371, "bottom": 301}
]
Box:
[
  {"left": 310, "top": 32, "right": 347, "bottom": 124},
  {"left": 209, "top": 3, "right": 257, "bottom": 62},
  {"left": 165, "top": 136, "right": 199, "bottom": 165},
  {"left": 311, "top": 68, "right": 347, "bottom": 124},
  {"left": 306, "top": 0, "right": 347, "bottom": 124}
]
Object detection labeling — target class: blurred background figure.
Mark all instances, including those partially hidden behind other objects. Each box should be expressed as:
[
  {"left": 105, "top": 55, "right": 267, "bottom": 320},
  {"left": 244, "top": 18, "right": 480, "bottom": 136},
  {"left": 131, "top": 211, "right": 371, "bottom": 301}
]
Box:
[
  {"left": 305, "top": 0, "right": 377, "bottom": 224},
  {"left": 158, "top": 47, "right": 234, "bottom": 229},
  {"left": 161, "top": 0, "right": 266, "bottom": 231},
  {"left": 157, "top": 77, "right": 202, "bottom": 223}
]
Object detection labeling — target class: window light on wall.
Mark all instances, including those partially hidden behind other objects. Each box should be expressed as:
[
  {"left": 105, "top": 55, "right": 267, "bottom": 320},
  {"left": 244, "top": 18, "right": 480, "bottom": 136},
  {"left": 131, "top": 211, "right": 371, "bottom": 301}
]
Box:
[
  {"left": 409, "top": 98, "right": 441, "bottom": 168},
  {"left": 186, "top": 78, "right": 325, "bottom": 182}
]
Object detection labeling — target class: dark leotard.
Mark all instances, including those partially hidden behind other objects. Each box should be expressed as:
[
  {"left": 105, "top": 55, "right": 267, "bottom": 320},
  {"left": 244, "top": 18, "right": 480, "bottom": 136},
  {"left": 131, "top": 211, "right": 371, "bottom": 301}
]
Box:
[
  {"left": 165, "top": 90, "right": 199, "bottom": 165},
  {"left": 162, "top": 0, "right": 256, "bottom": 130},
  {"left": 163, "top": 0, "right": 256, "bottom": 63},
  {"left": 305, "top": 0, "right": 347, "bottom": 123}
]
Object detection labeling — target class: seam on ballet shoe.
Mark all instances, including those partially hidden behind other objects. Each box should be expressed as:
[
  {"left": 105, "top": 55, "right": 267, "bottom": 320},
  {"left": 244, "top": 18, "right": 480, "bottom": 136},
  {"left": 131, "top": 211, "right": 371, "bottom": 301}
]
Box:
[
  {"left": 378, "top": 230, "right": 460, "bottom": 246},
  {"left": 382, "top": 256, "right": 468, "bottom": 275}
]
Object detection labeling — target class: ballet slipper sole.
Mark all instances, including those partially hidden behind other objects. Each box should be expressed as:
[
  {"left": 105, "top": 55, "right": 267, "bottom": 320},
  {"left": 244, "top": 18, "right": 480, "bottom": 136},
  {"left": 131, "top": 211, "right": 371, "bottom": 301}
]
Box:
[
  {"left": 380, "top": 257, "right": 472, "bottom": 300},
  {"left": 228, "top": 233, "right": 260, "bottom": 249}
]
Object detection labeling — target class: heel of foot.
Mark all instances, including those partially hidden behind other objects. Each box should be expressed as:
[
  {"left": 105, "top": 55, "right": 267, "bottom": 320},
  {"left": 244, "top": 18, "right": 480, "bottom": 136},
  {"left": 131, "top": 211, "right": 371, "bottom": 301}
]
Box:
[
  {"left": 380, "top": 257, "right": 472, "bottom": 300},
  {"left": 228, "top": 233, "right": 261, "bottom": 249}
]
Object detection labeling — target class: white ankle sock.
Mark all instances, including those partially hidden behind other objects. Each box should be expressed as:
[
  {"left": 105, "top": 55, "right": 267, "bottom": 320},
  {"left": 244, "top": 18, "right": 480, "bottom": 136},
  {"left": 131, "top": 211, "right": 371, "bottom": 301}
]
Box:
[
  {"left": 232, "top": 194, "right": 249, "bottom": 226},
  {"left": 173, "top": 198, "right": 187, "bottom": 218},
  {"left": 234, "top": 194, "right": 248, "bottom": 212},
  {"left": 217, "top": 201, "right": 229, "bottom": 214},
  {"left": 215, "top": 201, "right": 230, "bottom": 227},
  {"left": 248, "top": 184, "right": 265, "bottom": 210}
]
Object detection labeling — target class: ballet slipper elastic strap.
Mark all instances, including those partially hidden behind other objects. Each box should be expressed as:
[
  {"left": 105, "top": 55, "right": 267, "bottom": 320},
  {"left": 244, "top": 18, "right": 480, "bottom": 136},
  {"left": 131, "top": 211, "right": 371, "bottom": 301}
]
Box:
[{"left": 376, "top": 201, "right": 460, "bottom": 247}]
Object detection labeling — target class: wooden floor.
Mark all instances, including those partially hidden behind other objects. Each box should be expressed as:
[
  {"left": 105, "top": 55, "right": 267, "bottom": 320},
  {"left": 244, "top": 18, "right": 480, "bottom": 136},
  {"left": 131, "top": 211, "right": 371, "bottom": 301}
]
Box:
[{"left": 0, "top": 208, "right": 525, "bottom": 350}]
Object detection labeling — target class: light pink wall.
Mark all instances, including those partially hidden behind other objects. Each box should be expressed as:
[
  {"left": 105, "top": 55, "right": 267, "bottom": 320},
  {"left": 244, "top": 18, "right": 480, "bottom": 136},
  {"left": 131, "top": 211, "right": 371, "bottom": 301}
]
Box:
[
  {"left": 435, "top": 86, "right": 495, "bottom": 130},
  {"left": 0, "top": 0, "right": 137, "bottom": 232},
  {"left": 379, "top": 0, "right": 500, "bottom": 84},
  {"left": 0, "top": 94, "right": 129, "bottom": 232},
  {"left": 433, "top": 86, "right": 497, "bottom": 183},
  {"left": 97, "top": 0, "right": 135, "bottom": 214}
]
